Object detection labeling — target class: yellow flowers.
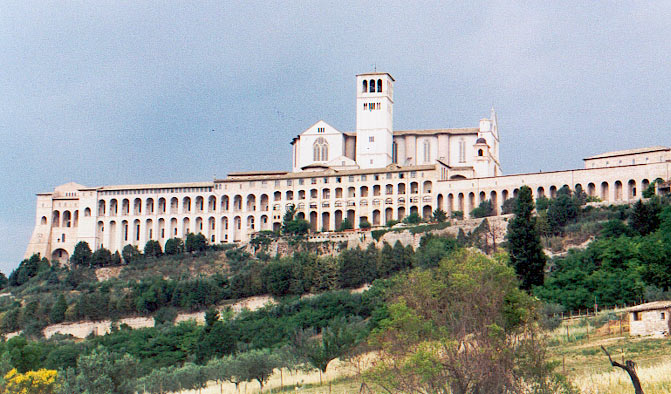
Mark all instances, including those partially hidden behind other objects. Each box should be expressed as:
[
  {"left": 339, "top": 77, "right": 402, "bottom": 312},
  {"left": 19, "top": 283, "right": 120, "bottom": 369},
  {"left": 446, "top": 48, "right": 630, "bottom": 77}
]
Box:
[{"left": 3, "top": 368, "right": 59, "bottom": 394}]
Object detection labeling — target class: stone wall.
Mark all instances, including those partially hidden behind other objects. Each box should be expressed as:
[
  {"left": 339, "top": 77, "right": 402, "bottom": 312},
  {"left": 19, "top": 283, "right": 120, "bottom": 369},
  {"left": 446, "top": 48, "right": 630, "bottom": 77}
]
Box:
[{"left": 629, "top": 308, "right": 671, "bottom": 337}]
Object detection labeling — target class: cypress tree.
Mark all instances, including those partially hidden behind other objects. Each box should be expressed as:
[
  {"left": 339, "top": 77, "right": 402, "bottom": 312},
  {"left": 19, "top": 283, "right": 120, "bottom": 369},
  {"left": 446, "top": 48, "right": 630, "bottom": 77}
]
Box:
[
  {"left": 506, "top": 185, "right": 546, "bottom": 290},
  {"left": 50, "top": 294, "right": 67, "bottom": 324}
]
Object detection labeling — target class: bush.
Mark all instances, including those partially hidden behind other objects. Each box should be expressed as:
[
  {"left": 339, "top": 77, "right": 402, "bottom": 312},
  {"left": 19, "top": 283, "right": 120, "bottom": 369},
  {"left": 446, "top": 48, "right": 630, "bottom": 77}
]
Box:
[
  {"left": 359, "top": 220, "right": 372, "bottom": 229},
  {"left": 471, "top": 200, "right": 494, "bottom": 218},
  {"left": 144, "top": 240, "right": 163, "bottom": 258},
  {"left": 164, "top": 238, "right": 184, "bottom": 255},
  {"left": 402, "top": 213, "right": 422, "bottom": 224},
  {"left": 371, "top": 229, "right": 389, "bottom": 241},
  {"left": 122, "top": 245, "right": 142, "bottom": 264}
]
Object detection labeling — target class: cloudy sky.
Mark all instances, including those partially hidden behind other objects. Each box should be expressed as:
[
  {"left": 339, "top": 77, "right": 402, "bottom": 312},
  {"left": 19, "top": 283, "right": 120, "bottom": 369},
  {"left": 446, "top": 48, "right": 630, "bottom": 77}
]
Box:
[{"left": 1, "top": 1, "right": 670, "bottom": 274}]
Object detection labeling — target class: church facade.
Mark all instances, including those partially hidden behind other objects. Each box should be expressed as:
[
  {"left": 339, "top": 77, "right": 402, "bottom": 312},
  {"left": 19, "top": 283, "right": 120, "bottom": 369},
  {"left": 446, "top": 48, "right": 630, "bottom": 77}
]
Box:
[{"left": 24, "top": 73, "right": 671, "bottom": 264}]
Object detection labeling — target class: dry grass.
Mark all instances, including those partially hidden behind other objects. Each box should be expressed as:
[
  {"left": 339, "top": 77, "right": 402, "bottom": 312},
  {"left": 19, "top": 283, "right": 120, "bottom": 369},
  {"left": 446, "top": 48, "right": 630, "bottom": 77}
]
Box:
[{"left": 574, "top": 358, "right": 671, "bottom": 394}]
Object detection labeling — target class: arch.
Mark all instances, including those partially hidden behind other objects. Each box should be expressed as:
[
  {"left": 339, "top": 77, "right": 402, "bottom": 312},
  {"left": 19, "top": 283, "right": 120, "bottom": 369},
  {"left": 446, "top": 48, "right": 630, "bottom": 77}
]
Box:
[
  {"left": 246, "top": 215, "right": 255, "bottom": 231},
  {"left": 360, "top": 186, "right": 368, "bottom": 197},
  {"left": 587, "top": 183, "right": 596, "bottom": 197},
  {"left": 410, "top": 182, "right": 419, "bottom": 194},
  {"left": 97, "top": 221, "right": 104, "bottom": 244},
  {"left": 208, "top": 217, "right": 216, "bottom": 239},
  {"left": 233, "top": 195, "right": 242, "bottom": 211},
  {"left": 478, "top": 149, "right": 483, "bottom": 156},
  {"left": 158, "top": 218, "right": 165, "bottom": 239},
  {"left": 377, "top": 79, "right": 382, "bottom": 92},
  {"left": 468, "top": 192, "right": 475, "bottom": 214},
  {"left": 397, "top": 206, "right": 406, "bottom": 221},
  {"left": 121, "top": 220, "right": 129, "bottom": 242},
  {"left": 158, "top": 198, "right": 166, "bottom": 214},
  {"left": 221, "top": 195, "right": 230, "bottom": 211},
  {"left": 195, "top": 217, "right": 204, "bottom": 233},
  {"left": 51, "top": 249, "right": 69, "bottom": 265},
  {"left": 397, "top": 183, "right": 406, "bottom": 194},
  {"left": 260, "top": 215, "right": 269, "bottom": 231},
  {"left": 642, "top": 179, "right": 650, "bottom": 191},
  {"left": 98, "top": 200, "right": 106, "bottom": 216},
  {"left": 447, "top": 193, "right": 454, "bottom": 214},
  {"left": 299, "top": 190, "right": 306, "bottom": 200},
  {"left": 513, "top": 188, "right": 519, "bottom": 198},
  {"left": 182, "top": 197, "right": 191, "bottom": 213},
  {"left": 457, "top": 193, "right": 465, "bottom": 213},
  {"left": 220, "top": 217, "right": 229, "bottom": 241},
  {"left": 346, "top": 209, "right": 356, "bottom": 225},
  {"left": 146, "top": 219, "right": 153, "bottom": 241},
  {"left": 182, "top": 217, "right": 191, "bottom": 235},
  {"left": 63, "top": 210, "right": 72, "bottom": 228},
  {"left": 133, "top": 198, "right": 142, "bottom": 215},
  {"left": 334, "top": 210, "right": 343, "bottom": 230},
  {"left": 170, "top": 197, "right": 178, "bottom": 214},
  {"left": 109, "top": 221, "right": 117, "bottom": 247},
  {"left": 423, "top": 140, "right": 431, "bottom": 163},
  {"left": 310, "top": 188, "right": 318, "bottom": 199},
  {"left": 369, "top": 79, "right": 375, "bottom": 92},
  {"left": 274, "top": 191, "right": 282, "bottom": 201},
  {"left": 385, "top": 207, "right": 393, "bottom": 224},
  {"left": 313, "top": 137, "right": 329, "bottom": 161},
  {"left": 110, "top": 199, "right": 118, "bottom": 216},
  {"left": 614, "top": 180, "right": 623, "bottom": 201},
  {"left": 362, "top": 79, "right": 368, "bottom": 93},
  {"left": 84, "top": 207, "right": 91, "bottom": 217},
  {"left": 600, "top": 181, "right": 609, "bottom": 201},
  {"left": 133, "top": 219, "right": 141, "bottom": 243},
  {"left": 549, "top": 186, "right": 557, "bottom": 199},
  {"left": 208, "top": 196, "right": 217, "bottom": 212},
  {"left": 501, "top": 189, "right": 509, "bottom": 202},
  {"left": 309, "top": 211, "right": 318, "bottom": 232},
  {"left": 348, "top": 187, "right": 356, "bottom": 198},
  {"left": 536, "top": 187, "right": 545, "bottom": 198},
  {"left": 286, "top": 190, "right": 294, "bottom": 200},
  {"left": 321, "top": 212, "right": 330, "bottom": 231},
  {"left": 437, "top": 193, "right": 444, "bottom": 211},
  {"left": 385, "top": 184, "right": 394, "bottom": 195},
  {"left": 479, "top": 191, "right": 486, "bottom": 204},
  {"left": 52, "top": 210, "right": 60, "bottom": 227},
  {"left": 422, "top": 205, "right": 432, "bottom": 219},
  {"left": 322, "top": 188, "right": 331, "bottom": 199},
  {"left": 122, "top": 199, "right": 130, "bottom": 215},
  {"left": 41, "top": 216, "right": 47, "bottom": 225},
  {"left": 233, "top": 216, "right": 242, "bottom": 241},
  {"left": 373, "top": 185, "right": 381, "bottom": 196},
  {"left": 410, "top": 206, "right": 419, "bottom": 216},
  {"left": 450, "top": 174, "right": 467, "bottom": 180},
  {"left": 170, "top": 218, "right": 178, "bottom": 237},
  {"left": 273, "top": 222, "right": 281, "bottom": 232},
  {"left": 195, "top": 196, "right": 204, "bottom": 213},
  {"left": 146, "top": 198, "right": 154, "bottom": 214},
  {"left": 73, "top": 210, "right": 79, "bottom": 227},
  {"left": 372, "top": 209, "right": 381, "bottom": 226},
  {"left": 260, "top": 194, "right": 269, "bottom": 211}
]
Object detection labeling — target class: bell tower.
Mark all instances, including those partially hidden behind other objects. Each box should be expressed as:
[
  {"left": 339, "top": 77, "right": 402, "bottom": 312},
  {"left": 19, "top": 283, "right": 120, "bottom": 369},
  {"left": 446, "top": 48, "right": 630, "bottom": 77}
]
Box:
[{"left": 355, "top": 72, "right": 394, "bottom": 169}]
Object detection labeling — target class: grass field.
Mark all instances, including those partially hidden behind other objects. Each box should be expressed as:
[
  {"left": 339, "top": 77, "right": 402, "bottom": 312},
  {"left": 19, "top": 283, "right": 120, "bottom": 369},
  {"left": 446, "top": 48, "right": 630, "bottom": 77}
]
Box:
[{"left": 186, "top": 308, "right": 671, "bottom": 394}]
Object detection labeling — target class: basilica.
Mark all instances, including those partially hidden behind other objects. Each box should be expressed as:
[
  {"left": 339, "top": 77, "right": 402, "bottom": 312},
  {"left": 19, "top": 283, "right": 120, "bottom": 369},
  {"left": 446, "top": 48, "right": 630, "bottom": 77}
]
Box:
[{"left": 24, "top": 73, "right": 671, "bottom": 264}]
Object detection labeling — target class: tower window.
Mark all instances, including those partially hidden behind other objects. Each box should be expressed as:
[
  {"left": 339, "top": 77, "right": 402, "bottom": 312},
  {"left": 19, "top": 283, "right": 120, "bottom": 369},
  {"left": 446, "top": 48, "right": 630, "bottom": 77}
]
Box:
[
  {"left": 392, "top": 141, "right": 398, "bottom": 164},
  {"left": 362, "top": 80, "right": 368, "bottom": 93},
  {"left": 369, "top": 136, "right": 374, "bottom": 142},
  {"left": 377, "top": 79, "right": 382, "bottom": 92},
  {"left": 363, "top": 103, "right": 367, "bottom": 110},
  {"left": 317, "top": 127, "right": 325, "bottom": 133},
  {"left": 459, "top": 140, "right": 466, "bottom": 163},
  {"left": 369, "top": 79, "right": 375, "bottom": 93},
  {"left": 423, "top": 140, "right": 431, "bottom": 163},
  {"left": 478, "top": 149, "right": 483, "bottom": 156}
]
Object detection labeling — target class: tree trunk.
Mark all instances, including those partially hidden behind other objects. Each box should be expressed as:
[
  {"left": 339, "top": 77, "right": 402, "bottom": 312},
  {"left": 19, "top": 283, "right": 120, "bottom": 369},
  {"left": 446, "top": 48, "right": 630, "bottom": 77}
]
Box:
[{"left": 601, "top": 346, "right": 644, "bottom": 394}]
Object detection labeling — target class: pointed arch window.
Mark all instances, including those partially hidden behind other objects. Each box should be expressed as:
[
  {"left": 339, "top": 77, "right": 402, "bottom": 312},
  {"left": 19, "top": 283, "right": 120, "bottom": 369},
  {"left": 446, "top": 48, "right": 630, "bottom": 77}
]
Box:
[{"left": 313, "top": 137, "right": 329, "bottom": 162}]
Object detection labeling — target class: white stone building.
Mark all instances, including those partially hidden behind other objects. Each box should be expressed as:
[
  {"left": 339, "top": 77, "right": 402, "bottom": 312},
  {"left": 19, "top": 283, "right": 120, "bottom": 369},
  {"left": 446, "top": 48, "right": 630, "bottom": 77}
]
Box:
[
  {"left": 24, "top": 72, "right": 671, "bottom": 264},
  {"left": 628, "top": 301, "right": 671, "bottom": 337}
]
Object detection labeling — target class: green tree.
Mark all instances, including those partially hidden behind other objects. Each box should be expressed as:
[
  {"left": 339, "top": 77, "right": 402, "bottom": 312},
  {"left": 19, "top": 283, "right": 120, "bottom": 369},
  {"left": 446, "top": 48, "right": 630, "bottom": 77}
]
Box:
[
  {"left": 501, "top": 197, "right": 517, "bottom": 214},
  {"left": 338, "top": 217, "right": 353, "bottom": 231},
  {"left": 546, "top": 186, "right": 578, "bottom": 234},
  {"left": 164, "top": 238, "right": 184, "bottom": 255},
  {"left": 282, "top": 206, "right": 310, "bottom": 235},
  {"left": 73, "top": 346, "right": 140, "bottom": 394},
  {"left": 506, "top": 185, "right": 547, "bottom": 290},
  {"left": 263, "top": 259, "right": 295, "bottom": 297},
  {"left": 359, "top": 219, "right": 372, "bottom": 229},
  {"left": 402, "top": 212, "right": 422, "bottom": 224},
  {"left": 185, "top": 233, "right": 208, "bottom": 254},
  {"left": 70, "top": 241, "right": 92, "bottom": 267},
  {"left": 143, "top": 240, "right": 163, "bottom": 258},
  {"left": 50, "top": 294, "right": 67, "bottom": 324},
  {"left": 431, "top": 208, "right": 447, "bottom": 223},
  {"left": 0, "top": 272, "right": 8, "bottom": 290},
  {"left": 629, "top": 198, "right": 661, "bottom": 236},
  {"left": 90, "top": 247, "right": 112, "bottom": 267},
  {"left": 416, "top": 234, "right": 457, "bottom": 268},
  {"left": 471, "top": 199, "right": 494, "bottom": 218},
  {"left": 122, "top": 244, "right": 142, "bottom": 264},
  {"left": 231, "top": 349, "right": 281, "bottom": 391}
]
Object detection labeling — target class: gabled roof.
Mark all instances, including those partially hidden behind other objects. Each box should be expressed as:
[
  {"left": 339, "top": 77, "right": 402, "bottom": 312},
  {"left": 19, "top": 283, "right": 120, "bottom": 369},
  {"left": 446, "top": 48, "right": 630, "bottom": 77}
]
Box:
[
  {"left": 628, "top": 301, "right": 671, "bottom": 312},
  {"left": 584, "top": 146, "right": 670, "bottom": 160}
]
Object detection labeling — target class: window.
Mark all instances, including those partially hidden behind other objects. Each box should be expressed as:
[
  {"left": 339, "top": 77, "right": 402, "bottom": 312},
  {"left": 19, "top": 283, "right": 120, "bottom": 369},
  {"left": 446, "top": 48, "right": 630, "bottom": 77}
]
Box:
[
  {"left": 377, "top": 79, "right": 382, "bottom": 92},
  {"left": 662, "top": 312, "right": 666, "bottom": 320},
  {"left": 363, "top": 103, "right": 368, "bottom": 110},
  {"left": 313, "top": 137, "right": 328, "bottom": 161},
  {"left": 369, "top": 136, "right": 374, "bottom": 142},
  {"left": 478, "top": 149, "right": 483, "bottom": 156},
  {"left": 633, "top": 312, "right": 641, "bottom": 321},
  {"left": 361, "top": 175, "right": 367, "bottom": 181},
  {"left": 369, "top": 79, "right": 375, "bottom": 92},
  {"left": 299, "top": 179, "right": 304, "bottom": 185},
  {"left": 392, "top": 141, "right": 398, "bottom": 164},
  {"left": 423, "top": 140, "right": 430, "bottom": 162},
  {"left": 349, "top": 176, "right": 354, "bottom": 182},
  {"left": 459, "top": 139, "right": 466, "bottom": 163},
  {"left": 317, "top": 127, "right": 325, "bottom": 133}
]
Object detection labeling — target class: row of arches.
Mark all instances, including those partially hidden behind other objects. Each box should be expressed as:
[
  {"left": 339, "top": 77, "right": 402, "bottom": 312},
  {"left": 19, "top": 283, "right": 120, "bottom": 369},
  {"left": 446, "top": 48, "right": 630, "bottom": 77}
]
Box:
[
  {"left": 93, "top": 181, "right": 434, "bottom": 218},
  {"left": 436, "top": 178, "right": 655, "bottom": 218},
  {"left": 362, "top": 78, "right": 383, "bottom": 93}
]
